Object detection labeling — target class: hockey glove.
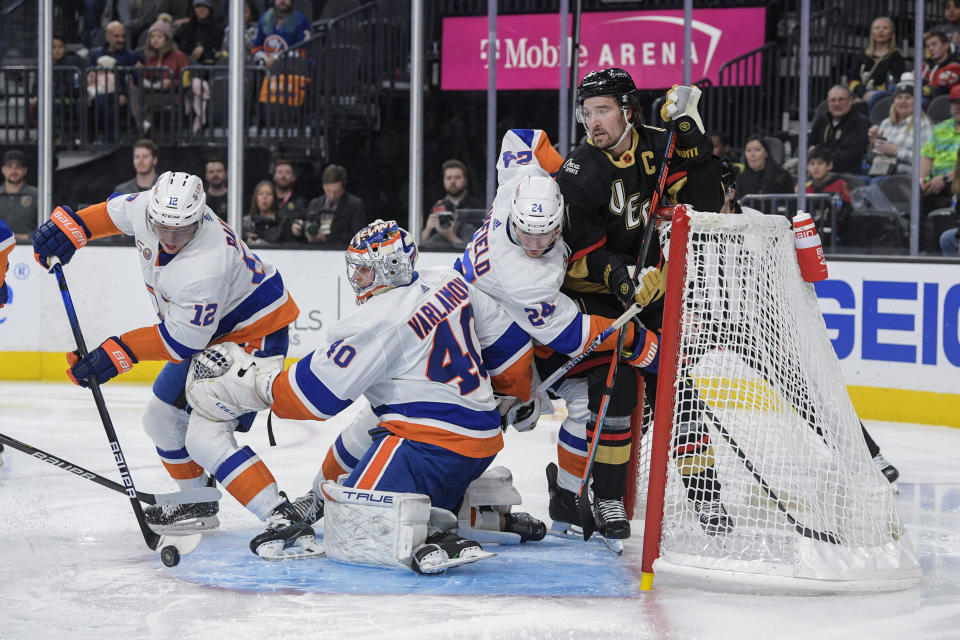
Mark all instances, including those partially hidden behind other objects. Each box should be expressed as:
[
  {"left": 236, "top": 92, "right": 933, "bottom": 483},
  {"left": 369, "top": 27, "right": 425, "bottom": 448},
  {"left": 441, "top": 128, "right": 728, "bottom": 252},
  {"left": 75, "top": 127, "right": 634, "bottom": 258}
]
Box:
[
  {"left": 603, "top": 258, "right": 636, "bottom": 309},
  {"left": 660, "top": 84, "right": 711, "bottom": 159},
  {"left": 622, "top": 321, "right": 659, "bottom": 373},
  {"left": 185, "top": 343, "right": 283, "bottom": 422},
  {"left": 500, "top": 394, "right": 545, "bottom": 433},
  {"left": 67, "top": 336, "right": 138, "bottom": 387},
  {"left": 628, "top": 265, "right": 665, "bottom": 307},
  {"left": 0, "top": 281, "right": 7, "bottom": 307},
  {"left": 33, "top": 205, "right": 91, "bottom": 269}
]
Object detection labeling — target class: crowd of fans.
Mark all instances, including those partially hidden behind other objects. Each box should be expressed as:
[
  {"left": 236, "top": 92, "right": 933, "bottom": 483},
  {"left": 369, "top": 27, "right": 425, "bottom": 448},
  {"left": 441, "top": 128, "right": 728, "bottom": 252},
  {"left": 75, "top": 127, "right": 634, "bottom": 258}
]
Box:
[{"left": 4, "top": 2, "right": 960, "bottom": 256}]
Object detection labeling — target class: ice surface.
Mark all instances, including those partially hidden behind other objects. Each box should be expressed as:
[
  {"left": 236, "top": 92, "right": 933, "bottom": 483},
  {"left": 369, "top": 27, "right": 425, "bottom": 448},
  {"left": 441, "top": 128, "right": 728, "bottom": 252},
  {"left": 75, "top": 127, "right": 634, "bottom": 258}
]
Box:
[{"left": 2, "top": 381, "right": 959, "bottom": 639}]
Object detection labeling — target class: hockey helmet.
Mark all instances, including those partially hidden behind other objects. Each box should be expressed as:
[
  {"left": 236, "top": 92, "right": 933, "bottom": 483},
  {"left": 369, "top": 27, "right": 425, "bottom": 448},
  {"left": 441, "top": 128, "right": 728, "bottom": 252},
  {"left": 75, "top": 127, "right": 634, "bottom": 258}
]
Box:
[
  {"left": 509, "top": 174, "right": 564, "bottom": 257},
  {"left": 345, "top": 219, "right": 418, "bottom": 304},
  {"left": 147, "top": 171, "right": 206, "bottom": 252},
  {"left": 576, "top": 67, "right": 638, "bottom": 123}
]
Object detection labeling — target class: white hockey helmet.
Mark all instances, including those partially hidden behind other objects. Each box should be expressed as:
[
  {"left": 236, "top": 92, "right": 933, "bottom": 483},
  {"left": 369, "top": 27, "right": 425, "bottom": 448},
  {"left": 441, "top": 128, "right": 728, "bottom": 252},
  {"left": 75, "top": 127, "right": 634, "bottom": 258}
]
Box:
[
  {"left": 148, "top": 171, "right": 206, "bottom": 228},
  {"left": 345, "top": 219, "right": 418, "bottom": 304},
  {"left": 509, "top": 174, "right": 564, "bottom": 257}
]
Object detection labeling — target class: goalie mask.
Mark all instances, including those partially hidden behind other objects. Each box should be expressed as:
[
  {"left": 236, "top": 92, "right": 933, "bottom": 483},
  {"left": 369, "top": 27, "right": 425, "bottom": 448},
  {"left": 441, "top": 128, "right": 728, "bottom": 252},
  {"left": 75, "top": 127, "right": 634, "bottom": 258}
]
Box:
[
  {"left": 147, "top": 171, "right": 206, "bottom": 253},
  {"left": 345, "top": 219, "right": 418, "bottom": 304},
  {"left": 509, "top": 174, "right": 564, "bottom": 258}
]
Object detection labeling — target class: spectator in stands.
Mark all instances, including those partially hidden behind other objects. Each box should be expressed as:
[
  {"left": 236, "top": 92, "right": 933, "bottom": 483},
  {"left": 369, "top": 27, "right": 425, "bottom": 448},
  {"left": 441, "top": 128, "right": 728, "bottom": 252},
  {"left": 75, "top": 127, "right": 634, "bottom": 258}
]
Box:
[
  {"left": 848, "top": 17, "right": 905, "bottom": 111},
  {"left": 175, "top": 1, "right": 223, "bottom": 64},
  {"left": 219, "top": 0, "right": 260, "bottom": 62},
  {"left": 867, "top": 79, "right": 933, "bottom": 182},
  {"left": 809, "top": 85, "right": 871, "bottom": 175},
  {"left": 932, "top": 0, "right": 960, "bottom": 51},
  {"left": 0, "top": 150, "right": 38, "bottom": 241},
  {"left": 134, "top": 16, "right": 190, "bottom": 136},
  {"left": 164, "top": 0, "right": 193, "bottom": 30},
  {"left": 421, "top": 159, "right": 483, "bottom": 249},
  {"left": 711, "top": 131, "right": 739, "bottom": 163},
  {"left": 86, "top": 21, "right": 139, "bottom": 143},
  {"left": 243, "top": 180, "right": 282, "bottom": 246},
  {"left": 802, "top": 146, "right": 852, "bottom": 233},
  {"left": 298, "top": 164, "right": 368, "bottom": 246},
  {"left": 921, "top": 84, "right": 960, "bottom": 215},
  {"left": 113, "top": 139, "right": 159, "bottom": 194},
  {"left": 922, "top": 30, "right": 960, "bottom": 100},
  {"left": 250, "top": 0, "right": 311, "bottom": 69},
  {"left": 938, "top": 149, "right": 960, "bottom": 256},
  {"left": 100, "top": 0, "right": 163, "bottom": 49},
  {"left": 29, "top": 35, "right": 87, "bottom": 128},
  {"left": 203, "top": 156, "right": 228, "bottom": 220},
  {"left": 735, "top": 135, "right": 794, "bottom": 198},
  {"left": 270, "top": 158, "right": 306, "bottom": 213}
]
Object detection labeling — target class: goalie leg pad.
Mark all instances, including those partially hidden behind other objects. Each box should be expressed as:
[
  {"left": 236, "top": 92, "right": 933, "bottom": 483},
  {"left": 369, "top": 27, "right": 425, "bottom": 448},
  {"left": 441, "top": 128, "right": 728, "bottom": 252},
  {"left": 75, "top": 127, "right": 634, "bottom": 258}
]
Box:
[{"left": 320, "top": 480, "right": 432, "bottom": 570}]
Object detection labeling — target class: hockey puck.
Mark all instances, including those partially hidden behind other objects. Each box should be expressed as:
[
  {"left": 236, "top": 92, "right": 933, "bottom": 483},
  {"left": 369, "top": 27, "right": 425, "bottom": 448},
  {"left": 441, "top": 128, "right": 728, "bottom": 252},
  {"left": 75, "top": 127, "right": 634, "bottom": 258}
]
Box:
[{"left": 160, "top": 545, "right": 180, "bottom": 567}]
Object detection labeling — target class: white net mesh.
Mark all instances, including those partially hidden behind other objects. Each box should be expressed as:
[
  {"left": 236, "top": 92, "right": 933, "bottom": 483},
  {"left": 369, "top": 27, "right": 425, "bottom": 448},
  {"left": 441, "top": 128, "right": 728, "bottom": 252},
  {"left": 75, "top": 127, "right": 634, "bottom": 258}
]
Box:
[{"left": 639, "top": 210, "right": 920, "bottom": 589}]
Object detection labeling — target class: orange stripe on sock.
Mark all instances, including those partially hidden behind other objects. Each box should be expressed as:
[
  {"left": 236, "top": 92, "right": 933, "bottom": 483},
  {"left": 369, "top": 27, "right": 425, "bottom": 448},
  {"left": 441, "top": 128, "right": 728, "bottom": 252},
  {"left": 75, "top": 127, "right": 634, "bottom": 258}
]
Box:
[
  {"left": 321, "top": 447, "right": 348, "bottom": 483},
  {"left": 225, "top": 460, "right": 276, "bottom": 506},
  {"left": 558, "top": 446, "right": 587, "bottom": 479},
  {"left": 355, "top": 436, "right": 401, "bottom": 490},
  {"left": 162, "top": 459, "right": 205, "bottom": 480}
]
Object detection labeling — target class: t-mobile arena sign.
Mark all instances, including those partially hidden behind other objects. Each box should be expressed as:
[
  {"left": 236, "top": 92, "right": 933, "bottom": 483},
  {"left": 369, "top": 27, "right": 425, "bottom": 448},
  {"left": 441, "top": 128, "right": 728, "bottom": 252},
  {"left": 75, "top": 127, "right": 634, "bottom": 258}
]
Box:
[{"left": 441, "top": 8, "right": 766, "bottom": 91}]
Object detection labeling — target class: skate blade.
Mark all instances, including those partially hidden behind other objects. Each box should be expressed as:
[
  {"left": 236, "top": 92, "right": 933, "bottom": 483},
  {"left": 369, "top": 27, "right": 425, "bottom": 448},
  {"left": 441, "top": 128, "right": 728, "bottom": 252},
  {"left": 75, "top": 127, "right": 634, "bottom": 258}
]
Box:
[
  {"left": 422, "top": 550, "right": 497, "bottom": 573},
  {"left": 255, "top": 535, "right": 325, "bottom": 561},
  {"left": 152, "top": 487, "right": 222, "bottom": 507},
  {"left": 147, "top": 515, "right": 220, "bottom": 534},
  {"left": 548, "top": 520, "right": 623, "bottom": 555}
]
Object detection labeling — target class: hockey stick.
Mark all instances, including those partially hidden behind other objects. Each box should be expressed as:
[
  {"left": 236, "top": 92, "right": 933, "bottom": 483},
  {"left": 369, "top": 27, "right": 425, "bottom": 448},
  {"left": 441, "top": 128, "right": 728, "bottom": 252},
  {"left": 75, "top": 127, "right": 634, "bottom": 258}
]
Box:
[
  {"left": 0, "top": 432, "right": 220, "bottom": 507},
  {"left": 575, "top": 127, "right": 679, "bottom": 538},
  {"left": 687, "top": 379, "right": 841, "bottom": 544},
  {"left": 49, "top": 258, "right": 201, "bottom": 566},
  {"left": 534, "top": 302, "right": 642, "bottom": 396}
]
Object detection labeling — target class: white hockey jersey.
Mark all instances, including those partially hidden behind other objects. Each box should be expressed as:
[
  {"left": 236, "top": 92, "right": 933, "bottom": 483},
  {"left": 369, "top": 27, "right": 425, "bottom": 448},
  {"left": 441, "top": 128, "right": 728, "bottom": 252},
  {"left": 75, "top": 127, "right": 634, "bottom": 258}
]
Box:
[
  {"left": 270, "top": 267, "right": 533, "bottom": 458},
  {"left": 96, "top": 192, "right": 299, "bottom": 361},
  {"left": 456, "top": 128, "right": 629, "bottom": 357}
]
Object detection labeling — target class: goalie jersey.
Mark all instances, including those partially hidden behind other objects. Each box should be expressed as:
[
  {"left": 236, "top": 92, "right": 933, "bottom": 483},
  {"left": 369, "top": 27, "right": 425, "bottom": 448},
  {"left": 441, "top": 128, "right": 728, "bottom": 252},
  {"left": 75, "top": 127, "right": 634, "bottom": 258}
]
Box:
[
  {"left": 270, "top": 267, "right": 533, "bottom": 458},
  {"left": 89, "top": 193, "right": 299, "bottom": 361}
]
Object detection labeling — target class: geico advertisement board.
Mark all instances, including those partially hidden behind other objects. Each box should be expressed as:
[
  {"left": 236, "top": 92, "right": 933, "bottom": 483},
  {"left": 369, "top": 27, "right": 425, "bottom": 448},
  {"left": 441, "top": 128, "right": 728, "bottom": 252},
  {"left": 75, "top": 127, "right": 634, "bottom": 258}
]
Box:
[
  {"left": 815, "top": 259, "right": 960, "bottom": 395},
  {"left": 2, "top": 246, "right": 958, "bottom": 394},
  {"left": 0, "top": 245, "right": 459, "bottom": 358}
]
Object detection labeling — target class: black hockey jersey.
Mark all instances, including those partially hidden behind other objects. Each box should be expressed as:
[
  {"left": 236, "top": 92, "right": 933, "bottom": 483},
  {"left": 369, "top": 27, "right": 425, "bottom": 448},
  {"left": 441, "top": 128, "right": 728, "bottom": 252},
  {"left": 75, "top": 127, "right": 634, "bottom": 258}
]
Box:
[{"left": 558, "top": 124, "right": 723, "bottom": 302}]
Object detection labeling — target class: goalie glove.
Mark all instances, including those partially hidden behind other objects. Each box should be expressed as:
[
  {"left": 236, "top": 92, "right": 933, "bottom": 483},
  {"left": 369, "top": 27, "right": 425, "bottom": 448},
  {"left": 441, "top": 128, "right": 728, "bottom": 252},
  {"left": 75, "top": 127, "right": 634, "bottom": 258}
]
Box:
[
  {"left": 660, "top": 84, "right": 710, "bottom": 160},
  {"left": 185, "top": 342, "right": 284, "bottom": 422},
  {"left": 500, "top": 394, "right": 546, "bottom": 433},
  {"left": 621, "top": 321, "right": 659, "bottom": 373}
]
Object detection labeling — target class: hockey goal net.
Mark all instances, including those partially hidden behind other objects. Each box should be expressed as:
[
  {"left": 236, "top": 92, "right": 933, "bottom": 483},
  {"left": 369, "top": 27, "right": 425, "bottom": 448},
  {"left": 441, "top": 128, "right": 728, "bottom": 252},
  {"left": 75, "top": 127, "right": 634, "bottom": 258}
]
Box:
[{"left": 635, "top": 206, "right": 920, "bottom": 591}]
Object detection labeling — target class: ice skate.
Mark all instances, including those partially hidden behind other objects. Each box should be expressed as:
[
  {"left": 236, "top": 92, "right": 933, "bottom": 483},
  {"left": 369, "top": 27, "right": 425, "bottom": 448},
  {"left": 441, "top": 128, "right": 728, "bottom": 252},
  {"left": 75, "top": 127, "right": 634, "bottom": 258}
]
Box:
[
  {"left": 250, "top": 496, "right": 323, "bottom": 560},
  {"left": 289, "top": 487, "right": 325, "bottom": 524},
  {"left": 546, "top": 462, "right": 582, "bottom": 530},
  {"left": 591, "top": 496, "right": 631, "bottom": 540},
  {"left": 144, "top": 498, "right": 220, "bottom": 533},
  {"left": 873, "top": 454, "right": 899, "bottom": 484},
  {"left": 694, "top": 499, "right": 733, "bottom": 536},
  {"left": 412, "top": 531, "right": 495, "bottom": 575}
]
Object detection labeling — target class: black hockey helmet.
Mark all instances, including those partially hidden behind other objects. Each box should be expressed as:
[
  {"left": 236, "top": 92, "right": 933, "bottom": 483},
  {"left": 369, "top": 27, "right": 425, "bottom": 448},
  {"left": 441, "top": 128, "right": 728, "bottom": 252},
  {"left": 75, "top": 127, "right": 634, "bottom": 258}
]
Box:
[{"left": 576, "top": 68, "right": 638, "bottom": 120}]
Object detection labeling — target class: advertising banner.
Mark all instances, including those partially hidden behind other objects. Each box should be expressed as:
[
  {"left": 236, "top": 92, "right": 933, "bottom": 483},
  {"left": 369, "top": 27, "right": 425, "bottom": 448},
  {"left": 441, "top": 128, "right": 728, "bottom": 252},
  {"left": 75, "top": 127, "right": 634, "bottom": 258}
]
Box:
[{"left": 441, "top": 8, "right": 767, "bottom": 91}]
